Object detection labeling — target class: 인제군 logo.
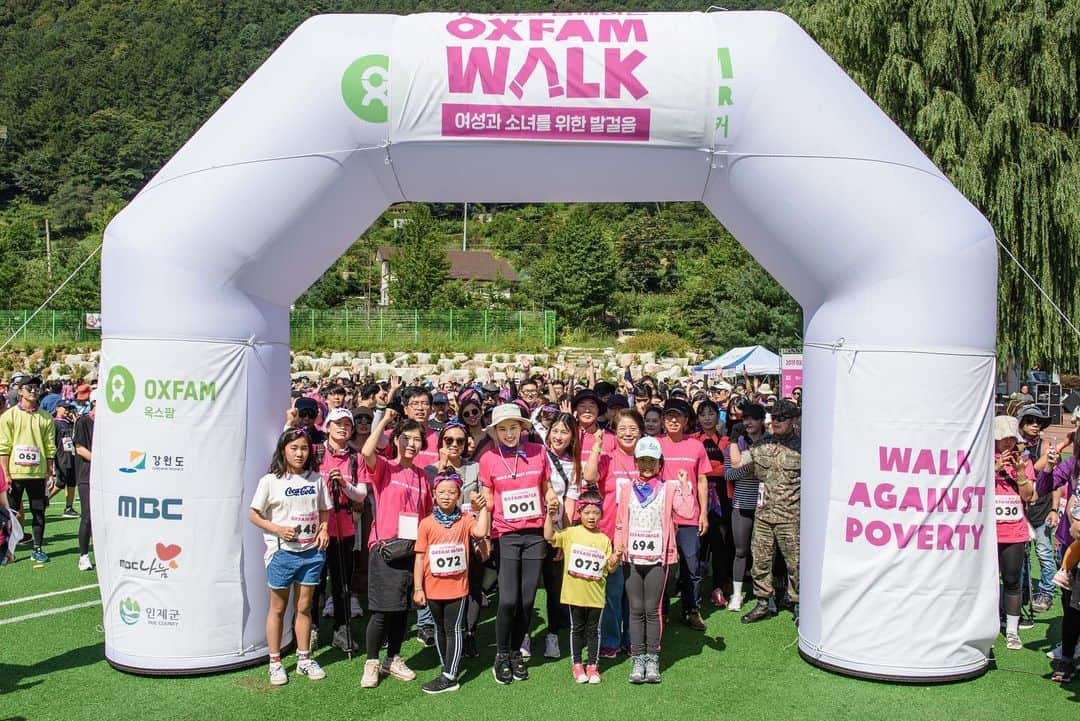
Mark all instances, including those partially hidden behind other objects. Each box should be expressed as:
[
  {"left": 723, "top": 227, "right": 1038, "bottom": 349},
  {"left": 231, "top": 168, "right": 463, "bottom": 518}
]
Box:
[
  {"left": 119, "top": 597, "right": 141, "bottom": 626},
  {"left": 342, "top": 54, "right": 389, "bottom": 123}
]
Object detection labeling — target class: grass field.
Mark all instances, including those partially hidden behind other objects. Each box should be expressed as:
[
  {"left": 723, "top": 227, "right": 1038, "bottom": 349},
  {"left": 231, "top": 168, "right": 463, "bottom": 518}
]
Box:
[{"left": 3, "top": 505, "right": 1079, "bottom": 721}]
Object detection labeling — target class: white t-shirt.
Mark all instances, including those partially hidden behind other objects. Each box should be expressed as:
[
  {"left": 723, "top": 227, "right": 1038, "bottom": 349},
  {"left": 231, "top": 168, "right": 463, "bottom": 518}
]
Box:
[{"left": 250, "top": 471, "right": 332, "bottom": 565}]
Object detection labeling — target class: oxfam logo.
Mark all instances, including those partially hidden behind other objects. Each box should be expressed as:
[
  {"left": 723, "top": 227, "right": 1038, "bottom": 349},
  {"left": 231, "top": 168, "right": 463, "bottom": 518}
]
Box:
[
  {"left": 106, "top": 365, "right": 136, "bottom": 414},
  {"left": 342, "top": 54, "right": 389, "bottom": 123},
  {"left": 119, "top": 597, "right": 141, "bottom": 626}
]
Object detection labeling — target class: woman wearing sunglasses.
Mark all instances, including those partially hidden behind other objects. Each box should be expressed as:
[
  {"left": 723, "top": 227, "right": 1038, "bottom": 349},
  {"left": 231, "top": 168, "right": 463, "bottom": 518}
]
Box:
[{"left": 457, "top": 390, "right": 487, "bottom": 451}]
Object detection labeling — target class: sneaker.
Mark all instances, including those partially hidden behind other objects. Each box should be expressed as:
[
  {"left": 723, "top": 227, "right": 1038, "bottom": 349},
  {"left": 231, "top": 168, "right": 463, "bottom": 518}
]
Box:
[
  {"left": 422, "top": 674, "right": 460, "bottom": 694},
  {"left": 599, "top": 646, "right": 618, "bottom": 659},
  {"left": 417, "top": 626, "right": 436, "bottom": 648},
  {"left": 309, "top": 627, "right": 319, "bottom": 650},
  {"left": 30, "top": 548, "right": 49, "bottom": 564},
  {"left": 1032, "top": 592, "right": 1054, "bottom": 613},
  {"left": 728, "top": 593, "right": 743, "bottom": 612},
  {"left": 268, "top": 661, "right": 288, "bottom": 686},
  {"left": 322, "top": 596, "right": 334, "bottom": 617},
  {"left": 710, "top": 588, "right": 727, "bottom": 608},
  {"left": 296, "top": 657, "right": 326, "bottom": 680},
  {"left": 360, "top": 659, "right": 381, "bottom": 688},
  {"left": 572, "top": 662, "right": 588, "bottom": 683},
  {"left": 741, "top": 599, "right": 773, "bottom": 624},
  {"left": 1019, "top": 610, "right": 1035, "bottom": 630},
  {"left": 492, "top": 653, "right": 513, "bottom": 685},
  {"left": 683, "top": 609, "right": 706, "bottom": 631},
  {"left": 1054, "top": 570, "right": 1072, "bottom": 590},
  {"left": 17, "top": 535, "right": 32, "bottom": 546},
  {"left": 381, "top": 655, "right": 416, "bottom": 681},
  {"left": 644, "top": 654, "right": 661, "bottom": 683},
  {"left": 544, "top": 632, "right": 560, "bottom": 659},
  {"left": 510, "top": 651, "right": 529, "bottom": 680},
  {"left": 350, "top": 596, "right": 364, "bottom": 618},
  {"left": 463, "top": 634, "right": 478, "bottom": 658},
  {"left": 332, "top": 626, "right": 356, "bottom": 653},
  {"left": 1005, "top": 632, "right": 1022, "bottom": 651},
  {"left": 1048, "top": 643, "right": 1063, "bottom": 660},
  {"left": 77, "top": 554, "right": 93, "bottom": 571},
  {"left": 519, "top": 635, "right": 531, "bottom": 659},
  {"left": 628, "top": 655, "right": 646, "bottom": 684},
  {"left": 586, "top": 664, "right": 601, "bottom": 684},
  {"left": 63, "top": 507, "right": 79, "bottom": 518}
]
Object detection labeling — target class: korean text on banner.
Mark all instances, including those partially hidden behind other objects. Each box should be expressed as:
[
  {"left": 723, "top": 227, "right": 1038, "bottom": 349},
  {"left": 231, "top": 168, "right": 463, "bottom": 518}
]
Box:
[
  {"left": 781, "top": 352, "right": 803, "bottom": 398},
  {"left": 390, "top": 13, "right": 714, "bottom": 147}
]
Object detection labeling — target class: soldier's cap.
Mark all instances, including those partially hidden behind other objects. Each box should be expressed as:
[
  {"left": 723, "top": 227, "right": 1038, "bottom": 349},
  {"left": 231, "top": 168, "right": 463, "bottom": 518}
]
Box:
[{"left": 772, "top": 399, "right": 801, "bottom": 420}]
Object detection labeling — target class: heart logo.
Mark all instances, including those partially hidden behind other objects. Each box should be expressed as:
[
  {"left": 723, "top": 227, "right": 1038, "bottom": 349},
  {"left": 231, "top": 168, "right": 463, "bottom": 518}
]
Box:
[{"left": 156, "top": 543, "right": 182, "bottom": 562}]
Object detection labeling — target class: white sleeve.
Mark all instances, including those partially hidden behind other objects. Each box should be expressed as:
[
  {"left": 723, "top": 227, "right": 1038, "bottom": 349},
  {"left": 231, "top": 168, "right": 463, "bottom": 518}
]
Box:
[
  {"left": 314, "top": 473, "right": 333, "bottom": 512},
  {"left": 250, "top": 475, "right": 270, "bottom": 512}
]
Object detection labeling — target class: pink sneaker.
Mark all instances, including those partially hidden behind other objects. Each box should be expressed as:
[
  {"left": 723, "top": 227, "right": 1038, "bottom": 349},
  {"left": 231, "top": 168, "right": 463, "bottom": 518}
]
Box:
[
  {"left": 572, "top": 663, "right": 588, "bottom": 683},
  {"left": 586, "top": 664, "right": 601, "bottom": 684}
]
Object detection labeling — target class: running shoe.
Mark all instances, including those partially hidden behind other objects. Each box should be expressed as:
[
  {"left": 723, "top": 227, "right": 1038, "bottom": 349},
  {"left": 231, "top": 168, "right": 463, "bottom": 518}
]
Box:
[
  {"left": 519, "top": 635, "right": 531, "bottom": 658},
  {"left": 1019, "top": 610, "right": 1035, "bottom": 630},
  {"left": 360, "top": 659, "right": 381, "bottom": 688},
  {"left": 599, "top": 646, "right": 618, "bottom": 659},
  {"left": 296, "top": 657, "right": 326, "bottom": 680},
  {"left": 332, "top": 626, "right": 357, "bottom": 653},
  {"left": 422, "top": 674, "right": 460, "bottom": 694},
  {"left": 77, "top": 554, "right": 93, "bottom": 571},
  {"left": 268, "top": 662, "right": 288, "bottom": 686},
  {"left": 1048, "top": 643, "right": 1063, "bottom": 660},
  {"left": 309, "top": 627, "right": 319, "bottom": 650},
  {"left": 628, "top": 655, "right": 646, "bottom": 684},
  {"left": 510, "top": 651, "right": 529, "bottom": 680},
  {"left": 1032, "top": 592, "right": 1054, "bottom": 613},
  {"left": 30, "top": 548, "right": 49, "bottom": 564},
  {"left": 492, "top": 653, "right": 513, "bottom": 685},
  {"left": 1005, "top": 632, "right": 1022, "bottom": 651},
  {"left": 544, "top": 632, "right": 560, "bottom": 659},
  {"left": 382, "top": 655, "right": 416, "bottom": 681},
  {"left": 586, "top": 664, "right": 601, "bottom": 684},
  {"left": 728, "top": 593, "right": 743, "bottom": 612},
  {"left": 572, "top": 663, "right": 588, "bottom": 683},
  {"left": 417, "top": 625, "right": 436, "bottom": 648},
  {"left": 62, "top": 507, "right": 79, "bottom": 518},
  {"left": 644, "top": 654, "right": 661, "bottom": 683}
]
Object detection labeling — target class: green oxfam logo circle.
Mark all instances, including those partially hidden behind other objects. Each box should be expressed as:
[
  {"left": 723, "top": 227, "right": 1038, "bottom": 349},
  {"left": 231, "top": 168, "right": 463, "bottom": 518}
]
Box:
[
  {"left": 342, "top": 54, "right": 390, "bottom": 123},
  {"left": 106, "top": 365, "right": 136, "bottom": 414}
]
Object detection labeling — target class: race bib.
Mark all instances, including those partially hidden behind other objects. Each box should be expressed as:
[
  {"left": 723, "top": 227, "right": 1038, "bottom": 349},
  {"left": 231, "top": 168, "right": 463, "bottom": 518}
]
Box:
[
  {"left": 288, "top": 510, "right": 318, "bottom": 544},
  {"left": 568, "top": 543, "right": 606, "bottom": 580},
  {"left": 757, "top": 483, "right": 765, "bottom": 509},
  {"left": 628, "top": 528, "right": 662, "bottom": 563},
  {"left": 62, "top": 437, "right": 75, "bottom": 453},
  {"left": 13, "top": 445, "right": 40, "bottom": 467},
  {"left": 429, "top": 542, "right": 467, "bottom": 577},
  {"left": 995, "top": 495, "right": 1022, "bottom": 522},
  {"left": 501, "top": 487, "right": 541, "bottom": 522},
  {"left": 398, "top": 513, "right": 419, "bottom": 540}
]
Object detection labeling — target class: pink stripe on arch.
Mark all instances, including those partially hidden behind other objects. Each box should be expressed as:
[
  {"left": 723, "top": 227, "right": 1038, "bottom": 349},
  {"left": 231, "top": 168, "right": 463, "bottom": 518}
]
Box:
[{"left": 441, "top": 103, "right": 651, "bottom": 141}]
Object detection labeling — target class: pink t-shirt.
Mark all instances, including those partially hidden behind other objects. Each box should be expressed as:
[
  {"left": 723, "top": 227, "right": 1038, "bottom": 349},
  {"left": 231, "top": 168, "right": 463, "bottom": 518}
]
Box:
[
  {"left": 595, "top": 446, "right": 638, "bottom": 541},
  {"left": 317, "top": 444, "right": 359, "bottom": 538},
  {"left": 994, "top": 456, "right": 1034, "bottom": 544},
  {"left": 659, "top": 435, "right": 710, "bottom": 526},
  {"left": 380, "top": 426, "right": 441, "bottom": 470},
  {"left": 579, "top": 427, "right": 617, "bottom": 467},
  {"left": 0, "top": 464, "right": 8, "bottom": 494},
  {"left": 360, "top": 455, "right": 432, "bottom": 549},
  {"left": 478, "top": 441, "right": 549, "bottom": 538}
]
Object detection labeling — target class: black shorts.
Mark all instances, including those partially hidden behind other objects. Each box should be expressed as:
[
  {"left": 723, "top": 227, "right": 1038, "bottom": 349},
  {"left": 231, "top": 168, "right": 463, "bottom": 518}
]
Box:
[{"left": 9, "top": 477, "right": 47, "bottom": 513}]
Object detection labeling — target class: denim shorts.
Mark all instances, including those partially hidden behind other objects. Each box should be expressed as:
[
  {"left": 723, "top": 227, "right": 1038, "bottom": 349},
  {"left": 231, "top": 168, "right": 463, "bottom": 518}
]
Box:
[{"left": 266, "top": 546, "right": 325, "bottom": 589}]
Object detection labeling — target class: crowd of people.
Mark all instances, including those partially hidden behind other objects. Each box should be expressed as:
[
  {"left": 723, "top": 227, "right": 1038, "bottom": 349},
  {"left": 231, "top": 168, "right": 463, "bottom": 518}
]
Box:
[{"left": 2, "top": 362, "right": 1078, "bottom": 690}]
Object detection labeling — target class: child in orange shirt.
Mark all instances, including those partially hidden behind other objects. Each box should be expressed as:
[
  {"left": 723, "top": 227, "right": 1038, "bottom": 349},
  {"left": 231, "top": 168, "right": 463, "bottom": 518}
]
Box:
[{"left": 413, "top": 471, "right": 491, "bottom": 694}]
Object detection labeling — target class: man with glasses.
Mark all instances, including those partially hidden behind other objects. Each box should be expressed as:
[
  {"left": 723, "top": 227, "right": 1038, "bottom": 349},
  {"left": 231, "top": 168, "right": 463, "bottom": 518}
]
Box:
[{"left": 0, "top": 374, "right": 57, "bottom": 563}]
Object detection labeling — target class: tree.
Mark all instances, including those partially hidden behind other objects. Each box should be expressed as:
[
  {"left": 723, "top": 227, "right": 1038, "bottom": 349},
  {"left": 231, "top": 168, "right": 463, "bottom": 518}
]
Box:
[
  {"left": 388, "top": 205, "right": 450, "bottom": 308},
  {"left": 526, "top": 209, "right": 616, "bottom": 328}
]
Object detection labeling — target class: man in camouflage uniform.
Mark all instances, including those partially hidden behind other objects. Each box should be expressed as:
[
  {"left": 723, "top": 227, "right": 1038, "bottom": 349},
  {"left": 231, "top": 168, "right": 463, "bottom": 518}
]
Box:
[{"left": 731, "top": 399, "right": 802, "bottom": 625}]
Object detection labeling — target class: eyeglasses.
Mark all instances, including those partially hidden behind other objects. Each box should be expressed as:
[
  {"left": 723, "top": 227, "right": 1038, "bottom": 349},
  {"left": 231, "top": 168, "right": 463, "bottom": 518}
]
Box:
[
  {"left": 443, "top": 436, "right": 466, "bottom": 446},
  {"left": 297, "top": 409, "right": 317, "bottom": 419},
  {"left": 407, "top": 401, "right": 431, "bottom": 409}
]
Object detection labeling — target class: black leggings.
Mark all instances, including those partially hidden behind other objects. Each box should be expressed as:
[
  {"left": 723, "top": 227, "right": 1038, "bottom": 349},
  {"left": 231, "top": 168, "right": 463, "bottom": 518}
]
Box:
[
  {"left": 705, "top": 504, "right": 734, "bottom": 592},
  {"left": 321, "top": 535, "right": 355, "bottom": 630},
  {"left": 495, "top": 530, "right": 546, "bottom": 655},
  {"left": 626, "top": 563, "right": 667, "bottom": 656},
  {"left": 542, "top": 548, "right": 567, "bottom": 634},
  {"left": 731, "top": 508, "right": 755, "bottom": 583},
  {"left": 77, "top": 481, "right": 92, "bottom": 555},
  {"left": 999, "top": 541, "right": 1026, "bottom": 616},
  {"left": 365, "top": 610, "right": 407, "bottom": 659},
  {"left": 10, "top": 478, "right": 46, "bottom": 548},
  {"left": 466, "top": 546, "right": 487, "bottom": 634},
  {"left": 429, "top": 597, "right": 467, "bottom": 678},
  {"left": 569, "top": 605, "right": 602, "bottom": 665}
]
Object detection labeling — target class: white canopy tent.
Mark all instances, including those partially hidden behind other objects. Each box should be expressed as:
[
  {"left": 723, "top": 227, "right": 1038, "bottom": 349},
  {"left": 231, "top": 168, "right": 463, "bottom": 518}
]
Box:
[{"left": 697, "top": 344, "right": 780, "bottom": 377}]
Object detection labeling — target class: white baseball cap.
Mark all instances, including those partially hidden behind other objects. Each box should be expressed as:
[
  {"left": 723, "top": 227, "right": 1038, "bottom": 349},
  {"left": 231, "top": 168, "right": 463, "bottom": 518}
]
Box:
[
  {"left": 635, "top": 436, "right": 662, "bottom": 460},
  {"left": 325, "top": 407, "right": 354, "bottom": 425}
]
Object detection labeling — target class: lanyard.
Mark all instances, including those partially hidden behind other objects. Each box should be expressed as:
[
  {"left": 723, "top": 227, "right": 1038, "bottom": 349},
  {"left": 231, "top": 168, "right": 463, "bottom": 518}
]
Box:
[{"left": 497, "top": 447, "right": 521, "bottom": 481}]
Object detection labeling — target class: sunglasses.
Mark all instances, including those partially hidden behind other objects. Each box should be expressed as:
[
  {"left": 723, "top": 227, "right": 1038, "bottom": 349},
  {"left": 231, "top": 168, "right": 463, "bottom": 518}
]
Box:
[
  {"left": 443, "top": 436, "right": 467, "bottom": 446},
  {"left": 461, "top": 408, "right": 481, "bottom": 419},
  {"left": 297, "top": 409, "right": 317, "bottom": 419},
  {"left": 355, "top": 415, "right": 373, "bottom": 423}
]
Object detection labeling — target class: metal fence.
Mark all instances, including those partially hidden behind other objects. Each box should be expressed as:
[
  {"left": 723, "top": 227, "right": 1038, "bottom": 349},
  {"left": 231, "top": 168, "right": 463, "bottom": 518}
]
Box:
[{"left": 0, "top": 308, "right": 558, "bottom": 348}]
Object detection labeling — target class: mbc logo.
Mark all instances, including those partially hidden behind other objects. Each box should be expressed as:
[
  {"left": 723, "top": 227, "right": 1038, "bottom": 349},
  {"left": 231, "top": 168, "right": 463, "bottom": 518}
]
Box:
[{"left": 117, "top": 496, "right": 183, "bottom": 520}]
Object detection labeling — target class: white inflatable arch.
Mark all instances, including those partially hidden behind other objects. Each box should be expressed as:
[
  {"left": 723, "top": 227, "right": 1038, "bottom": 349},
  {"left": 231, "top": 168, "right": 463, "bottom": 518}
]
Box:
[{"left": 93, "top": 11, "right": 999, "bottom": 681}]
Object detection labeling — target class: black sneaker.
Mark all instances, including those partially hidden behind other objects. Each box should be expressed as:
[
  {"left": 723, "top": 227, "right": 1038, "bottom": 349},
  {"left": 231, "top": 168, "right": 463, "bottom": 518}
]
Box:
[
  {"left": 492, "top": 653, "right": 513, "bottom": 685},
  {"left": 510, "top": 651, "right": 529, "bottom": 680},
  {"left": 422, "top": 674, "right": 460, "bottom": 694},
  {"left": 463, "top": 634, "right": 478, "bottom": 658},
  {"left": 62, "top": 507, "right": 79, "bottom": 518},
  {"left": 417, "top": 625, "right": 436, "bottom": 648},
  {"left": 741, "top": 599, "right": 774, "bottom": 624}
]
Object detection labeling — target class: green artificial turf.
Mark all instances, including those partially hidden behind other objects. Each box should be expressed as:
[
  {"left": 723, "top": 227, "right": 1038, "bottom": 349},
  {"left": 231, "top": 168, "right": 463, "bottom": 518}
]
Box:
[{"left": 3, "top": 505, "right": 1078, "bottom": 721}]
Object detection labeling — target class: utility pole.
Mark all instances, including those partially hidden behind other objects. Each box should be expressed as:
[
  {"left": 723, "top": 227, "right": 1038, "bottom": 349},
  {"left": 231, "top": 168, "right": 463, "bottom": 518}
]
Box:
[
  {"left": 44, "top": 218, "right": 52, "bottom": 279},
  {"left": 462, "top": 202, "right": 468, "bottom": 251}
]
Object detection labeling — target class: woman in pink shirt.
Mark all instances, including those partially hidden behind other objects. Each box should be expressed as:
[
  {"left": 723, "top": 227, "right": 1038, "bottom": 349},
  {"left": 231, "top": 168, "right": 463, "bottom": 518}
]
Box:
[
  {"left": 479, "top": 403, "right": 552, "bottom": 685},
  {"left": 993, "top": 415, "right": 1035, "bottom": 651}
]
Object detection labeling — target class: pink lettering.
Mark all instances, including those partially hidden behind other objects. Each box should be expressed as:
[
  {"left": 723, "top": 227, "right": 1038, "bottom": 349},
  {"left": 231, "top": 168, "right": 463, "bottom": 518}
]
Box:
[
  {"left": 936, "top": 525, "right": 954, "bottom": 550},
  {"left": 865, "top": 520, "right": 890, "bottom": 546},
  {"left": 509, "top": 48, "right": 563, "bottom": 99},
  {"left": 446, "top": 16, "right": 486, "bottom": 40},
  {"left": 604, "top": 48, "right": 647, "bottom": 99},
  {"left": 879, "top": 446, "right": 911, "bottom": 473},
  {"left": 566, "top": 48, "right": 600, "bottom": 98},
  {"left": 911, "top": 449, "right": 936, "bottom": 474},
  {"left": 447, "top": 46, "right": 510, "bottom": 94},
  {"left": 845, "top": 516, "right": 862, "bottom": 542},
  {"left": 847, "top": 482, "right": 870, "bottom": 507},
  {"left": 916, "top": 525, "right": 933, "bottom": 550},
  {"left": 893, "top": 523, "right": 916, "bottom": 548},
  {"left": 930, "top": 487, "right": 959, "bottom": 512},
  {"left": 898, "top": 486, "right": 924, "bottom": 512},
  {"left": 955, "top": 525, "right": 970, "bottom": 548},
  {"left": 556, "top": 19, "right": 594, "bottom": 42},
  {"left": 971, "top": 524, "right": 983, "bottom": 549},
  {"left": 938, "top": 449, "right": 955, "bottom": 476},
  {"left": 529, "top": 18, "right": 556, "bottom": 41},
  {"left": 488, "top": 18, "right": 522, "bottom": 41},
  {"left": 957, "top": 449, "right": 971, "bottom": 473},
  {"left": 872, "top": 483, "right": 896, "bottom": 510},
  {"left": 598, "top": 18, "right": 648, "bottom": 43}
]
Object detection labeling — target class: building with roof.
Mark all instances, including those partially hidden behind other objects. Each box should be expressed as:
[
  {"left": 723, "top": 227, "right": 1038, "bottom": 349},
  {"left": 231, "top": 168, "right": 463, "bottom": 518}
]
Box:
[{"left": 375, "top": 246, "right": 520, "bottom": 305}]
